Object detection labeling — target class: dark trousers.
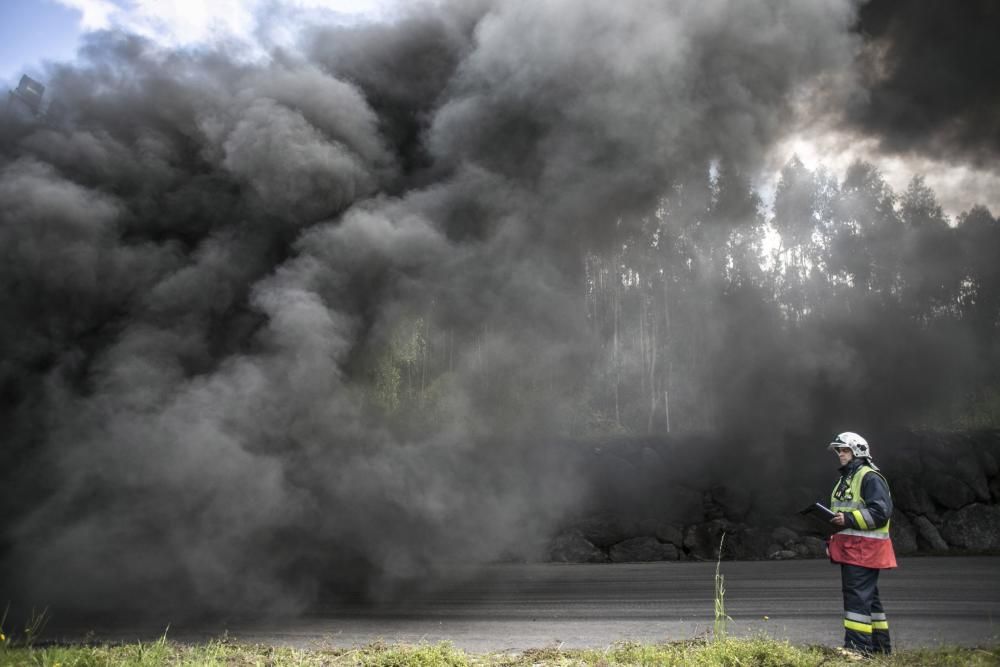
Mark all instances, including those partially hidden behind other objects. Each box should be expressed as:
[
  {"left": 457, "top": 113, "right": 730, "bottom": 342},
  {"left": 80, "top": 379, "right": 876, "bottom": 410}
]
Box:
[{"left": 841, "top": 564, "right": 891, "bottom": 654}]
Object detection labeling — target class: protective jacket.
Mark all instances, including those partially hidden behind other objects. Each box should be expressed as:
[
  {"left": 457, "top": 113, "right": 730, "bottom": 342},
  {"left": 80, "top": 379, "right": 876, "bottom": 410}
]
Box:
[{"left": 828, "top": 458, "right": 897, "bottom": 569}]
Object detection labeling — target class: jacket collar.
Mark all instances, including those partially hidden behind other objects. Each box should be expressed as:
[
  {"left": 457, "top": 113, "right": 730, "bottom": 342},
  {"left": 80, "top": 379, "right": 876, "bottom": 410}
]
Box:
[{"left": 838, "top": 457, "right": 866, "bottom": 476}]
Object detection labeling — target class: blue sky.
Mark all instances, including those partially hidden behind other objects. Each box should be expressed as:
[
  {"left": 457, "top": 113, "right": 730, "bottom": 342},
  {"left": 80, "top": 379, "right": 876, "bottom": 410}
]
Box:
[
  {"left": 0, "top": 0, "right": 83, "bottom": 86},
  {"left": 0, "top": 0, "right": 391, "bottom": 88}
]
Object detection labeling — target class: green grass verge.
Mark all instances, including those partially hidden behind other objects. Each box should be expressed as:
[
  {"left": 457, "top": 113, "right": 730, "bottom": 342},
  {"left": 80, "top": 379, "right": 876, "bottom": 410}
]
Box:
[{"left": 1, "top": 638, "right": 998, "bottom": 667}]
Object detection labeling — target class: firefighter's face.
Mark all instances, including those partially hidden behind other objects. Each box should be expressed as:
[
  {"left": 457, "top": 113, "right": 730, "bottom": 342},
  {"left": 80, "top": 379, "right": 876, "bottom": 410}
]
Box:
[{"left": 834, "top": 447, "right": 853, "bottom": 465}]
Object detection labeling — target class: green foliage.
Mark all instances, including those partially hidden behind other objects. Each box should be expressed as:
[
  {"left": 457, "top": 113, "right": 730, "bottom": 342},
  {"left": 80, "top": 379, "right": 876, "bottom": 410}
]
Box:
[
  {"left": 952, "top": 388, "right": 1000, "bottom": 430},
  {"left": 2, "top": 640, "right": 997, "bottom": 667},
  {"left": 372, "top": 352, "right": 403, "bottom": 413},
  {"left": 910, "top": 387, "right": 1000, "bottom": 431},
  {"left": 351, "top": 641, "right": 469, "bottom": 667},
  {"left": 368, "top": 316, "right": 427, "bottom": 415}
]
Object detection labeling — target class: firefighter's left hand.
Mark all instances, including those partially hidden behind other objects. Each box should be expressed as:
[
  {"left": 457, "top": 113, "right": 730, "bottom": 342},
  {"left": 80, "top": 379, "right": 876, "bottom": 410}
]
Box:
[{"left": 830, "top": 512, "right": 846, "bottom": 527}]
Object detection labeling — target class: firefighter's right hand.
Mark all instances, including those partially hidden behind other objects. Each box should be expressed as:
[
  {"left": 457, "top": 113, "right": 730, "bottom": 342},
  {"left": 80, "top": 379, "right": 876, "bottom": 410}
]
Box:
[{"left": 830, "top": 512, "right": 846, "bottom": 527}]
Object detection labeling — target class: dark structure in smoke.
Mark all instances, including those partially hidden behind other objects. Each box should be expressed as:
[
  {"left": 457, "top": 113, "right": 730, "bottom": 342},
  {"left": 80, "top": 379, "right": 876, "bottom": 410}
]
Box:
[
  {"left": 850, "top": 0, "right": 1000, "bottom": 165},
  {"left": 12, "top": 0, "right": 993, "bottom": 618}
]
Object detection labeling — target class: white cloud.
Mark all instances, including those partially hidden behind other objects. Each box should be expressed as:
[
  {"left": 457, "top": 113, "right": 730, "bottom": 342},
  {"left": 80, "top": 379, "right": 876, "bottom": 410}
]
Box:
[
  {"left": 55, "top": 0, "right": 394, "bottom": 54},
  {"left": 54, "top": 0, "right": 119, "bottom": 30},
  {"left": 765, "top": 127, "right": 1000, "bottom": 220}
]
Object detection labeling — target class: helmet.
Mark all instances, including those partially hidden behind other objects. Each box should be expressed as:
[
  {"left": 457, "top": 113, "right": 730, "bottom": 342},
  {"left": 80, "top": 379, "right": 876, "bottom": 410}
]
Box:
[{"left": 828, "top": 431, "right": 870, "bottom": 459}]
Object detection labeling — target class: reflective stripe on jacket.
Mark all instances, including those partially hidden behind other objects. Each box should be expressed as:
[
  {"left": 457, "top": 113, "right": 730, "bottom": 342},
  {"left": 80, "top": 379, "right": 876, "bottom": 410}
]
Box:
[{"left": 829, "top": 461, "right": 897, "bottom": 569}]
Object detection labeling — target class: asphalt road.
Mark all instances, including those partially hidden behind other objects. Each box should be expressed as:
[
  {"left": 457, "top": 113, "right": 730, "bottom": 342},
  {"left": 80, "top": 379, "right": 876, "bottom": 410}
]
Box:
[{"left": 51, "top": 557, "right": 1000, "bottom": 651}]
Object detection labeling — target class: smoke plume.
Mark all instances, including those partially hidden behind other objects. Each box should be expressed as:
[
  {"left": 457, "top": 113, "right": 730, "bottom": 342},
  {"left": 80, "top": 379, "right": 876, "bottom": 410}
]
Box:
[
  {"left": 848, "top": 0, "right": 1000, "bottom": 166},
  {"left": 1, "top": 0, "right": 863, "bottom": 614}
]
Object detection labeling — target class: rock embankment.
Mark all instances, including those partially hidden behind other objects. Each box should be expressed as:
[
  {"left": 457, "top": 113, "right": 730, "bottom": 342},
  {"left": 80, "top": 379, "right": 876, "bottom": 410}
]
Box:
[{"left": 548, "top": 430, "right": 1000, "bottom": 562}]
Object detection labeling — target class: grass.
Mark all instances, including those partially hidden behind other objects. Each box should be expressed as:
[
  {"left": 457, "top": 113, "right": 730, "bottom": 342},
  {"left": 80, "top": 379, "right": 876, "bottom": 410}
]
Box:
[{"left": 0, "top": 638, "right": 998, "bottom": 667}]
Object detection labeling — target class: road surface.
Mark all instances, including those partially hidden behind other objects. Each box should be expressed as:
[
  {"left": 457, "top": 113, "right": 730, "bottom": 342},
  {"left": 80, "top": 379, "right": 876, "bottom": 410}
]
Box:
[{"left": 50, "top": 557, "right": 1000, "bottom": 651}]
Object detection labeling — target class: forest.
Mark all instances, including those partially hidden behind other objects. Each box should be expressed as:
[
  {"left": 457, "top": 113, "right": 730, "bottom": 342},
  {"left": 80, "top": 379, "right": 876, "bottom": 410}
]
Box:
[{"left": 366, "top": 158, "right": 1000, "bottom": 438}]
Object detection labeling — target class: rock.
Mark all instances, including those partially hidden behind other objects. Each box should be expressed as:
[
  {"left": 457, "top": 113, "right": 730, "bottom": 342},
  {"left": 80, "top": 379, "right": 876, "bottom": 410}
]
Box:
[
  {"left": 768, "top": 549, "right": 798, "bottom": 560},
  {"left": 793, "top": 543, "right": 810, "bottom": 557},
  {"left": 784, "top": 512, "right": 823, "bottom": 536},
  {"left": 912, "top": 515, "right": 949, "bottom": 552},
  {"left": 683, "top": 520, "right": 731, "bottom": 560},
  {"left": 925, "top": 473, "right": 976, "bottom": 510},
  {"left": 940, "top": 504, "right": 1000, "bottom": 551},
  {"left": 549, "top": 531, "right": 608, "bottom": 563},
  {"left": 785, "top": 486, "right": 821, "bottom": 511},
  {"left": 978, "top": 450, "right": 999, "bottom": 478},
  {"left": 703, "top": 490, "right": 726, "bottom": 521},
  {"left": 575, "top": 513, "right": 638, "bottom": 548},
  {"left": 893, "top": 477, "right": 936, "bottom": 515},
  {"left": 635, "top": 517, "right": 659, "bottom": 536},
  {"left": 708, "top": 484, "right": 752, "bottom": 522},
  {"left": 609, "top": 537, "right": 679, "bottom": 562},
  {"left": 640, "top": 445, "right": 662, "bottom": 462},
  {"left": 653, "top": 522, "right": 684, "bottom": 548},
  {"left": 661, "top": 485, "right": 705, "bottom": 524},
  {"left": 955, "top": 455, "right": 991, "bottom": 502},
  {"left": 990, "top": 477, "right": 1000, "bottom": 503},
  {"left": 800, "top": 536, "right": 828, "bottom": 558},
  {"left": 889, "top": 513, "right": 918, "bottom": 555},
  {"left": 919, "top": 443, "right": 947, "bottom": 470},
  {"left": 770, "top": 527, "right": 798, "bottom": 546},
  {"left": 889, "top": 448, "right": 922, "bottom": 476},
  {"left": 640, "top": 446, "right": 664, "bottom": 471},
  {"left": 724, "top": 527, "right": 774, "bottom": 560}
]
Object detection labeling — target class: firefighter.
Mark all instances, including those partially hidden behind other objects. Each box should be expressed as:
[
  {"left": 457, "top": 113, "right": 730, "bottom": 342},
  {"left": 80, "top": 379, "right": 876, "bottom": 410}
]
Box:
[{"left": 826, "top": 431, "right": 896, "bottom": 655}]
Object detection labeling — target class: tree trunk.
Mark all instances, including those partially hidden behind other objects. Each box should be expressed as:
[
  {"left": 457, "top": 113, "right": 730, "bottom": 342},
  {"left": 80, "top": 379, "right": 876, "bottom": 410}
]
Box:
[
  {"left": 421, "top": 316, "right": 428, "bottom": 396},
  {"left": 647, "top": 295, "right": 658, "bottom": 435},
  {"left": 662, "top": 278, "right": 672, "bottom": 433},
  {"left": 664, "top": 360, "right": 672, "bottom": 433},
  {"left": 614, "top": 258, "right": 622, "bottom": 428}
]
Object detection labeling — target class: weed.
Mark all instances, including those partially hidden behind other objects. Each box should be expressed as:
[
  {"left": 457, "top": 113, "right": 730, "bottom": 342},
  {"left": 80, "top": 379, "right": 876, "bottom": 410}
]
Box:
[
  {"left": 23, "top": 607, "right": 50, "bottom": 649},
  {"left": 0, "top": 603, "right": 8, "bottom": 649},
  {"left": 713, "top": 532, "right": 732, "bottom": 643},
  {"left": 0, "top": 604, "right": 51, "bottom": 651}
]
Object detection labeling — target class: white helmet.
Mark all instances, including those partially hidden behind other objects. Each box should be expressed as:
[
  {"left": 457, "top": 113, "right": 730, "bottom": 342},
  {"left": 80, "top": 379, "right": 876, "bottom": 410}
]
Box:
[{"left": 828, "top": 431, "right": 871, "bottom": 459}]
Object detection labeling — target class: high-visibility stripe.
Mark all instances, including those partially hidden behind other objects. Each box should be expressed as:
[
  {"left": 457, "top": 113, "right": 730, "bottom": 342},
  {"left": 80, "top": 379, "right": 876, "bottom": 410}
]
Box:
[
  {"left": 837, "top": 528, "right": 891, "bottom": 539},
  {"left": 844, "top": 619, "right": 873, "bottom": 634},
  {"left": 833, "top": 500, "right": 865, "bottom": 510},
  {"left": 845, "top": 611, "right": 871, "bottom": 623},
  {"left": 861, "top": 508, "right": 876, "bottom": 527},
  {"left": 872, "top": 620, "right": 889, "bottom": 630},
  {"left": 852, "top": 510, "right": 869, "bottom": 529},
  {"left": 870, "top": 612, "right": 887, "bottom": 621}
]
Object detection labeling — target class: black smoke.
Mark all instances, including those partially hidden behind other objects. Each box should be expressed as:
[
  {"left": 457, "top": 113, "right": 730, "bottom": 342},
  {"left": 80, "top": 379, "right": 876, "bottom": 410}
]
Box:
[
  {"left": 1, "top": 0, "right": 868, "bottom": 616},
  {"left": 849, "top": 0, "right": 1000, "bottom": 166}
]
